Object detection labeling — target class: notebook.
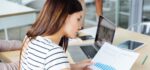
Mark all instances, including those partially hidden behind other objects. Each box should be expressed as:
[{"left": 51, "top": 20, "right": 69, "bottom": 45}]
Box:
[{"left": 90, "top": 42, "right": 139, "bottom": 70}]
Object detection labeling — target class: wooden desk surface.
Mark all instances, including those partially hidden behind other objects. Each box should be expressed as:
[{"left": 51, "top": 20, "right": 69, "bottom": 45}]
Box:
[
  {"left": 69, "top": 27, "right": 150, "bottom": 70},
  {"left": 114, "top": 28, "right": 150, "bottom": 70},
  {"left": 0, "top": 50, "right": 20, "bottom": 63}
]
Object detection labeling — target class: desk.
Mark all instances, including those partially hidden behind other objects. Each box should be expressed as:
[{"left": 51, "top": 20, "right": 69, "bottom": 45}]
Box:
[
  {"left": 114, "top": 28, "right": 150, "bottom": 70},
  {"left": 69, "top": 27, "right": 150, "bottom": 70},
  {"left": 0, "top": 27, "right": 150, "bottom": 70},
  {"left": 0, "top": 50, "right": 20, "bottom": 63},
  {"left": 0, "top": 1, "right": 36, "bottom": 40},
  {"left": 0, "top": 50, "right": 73, "bottom": 64}
]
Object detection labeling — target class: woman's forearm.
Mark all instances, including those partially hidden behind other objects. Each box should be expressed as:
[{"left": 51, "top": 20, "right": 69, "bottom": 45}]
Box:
[
  {"left": 0, "top": 40, "right": 21, "bottom": 52},
  {"left": 70, "top": 64, "right": 78, "bottom": 70},
  {"left": 0, "top": 61, "right": 19, "bottom": 70}
]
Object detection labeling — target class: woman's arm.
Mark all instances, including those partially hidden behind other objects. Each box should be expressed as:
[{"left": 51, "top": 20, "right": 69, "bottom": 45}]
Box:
[
  {"left": 95, "top": 0, "right": 103, "bottom": 16},
  {"left": 0, "top": 40, "right": 21, "bottom": 52},
  {"left": 70, "top": 59, "right": 92, "bottom": 70},
  {"left": 61, "top": 59, "right": 92, "bottom": 70},
  {"left": 0, "top": 61, "right": 19, "bottom": 70}
]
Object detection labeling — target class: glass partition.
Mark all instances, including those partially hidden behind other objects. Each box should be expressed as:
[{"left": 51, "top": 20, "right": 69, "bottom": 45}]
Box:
[{"left": 141, "top": 0, "right": 150, "bottom": 35}]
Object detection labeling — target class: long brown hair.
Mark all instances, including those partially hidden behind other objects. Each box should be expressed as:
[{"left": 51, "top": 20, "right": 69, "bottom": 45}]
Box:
[{"left": 26, "top": 0, "right": 82, "bottom": 50}]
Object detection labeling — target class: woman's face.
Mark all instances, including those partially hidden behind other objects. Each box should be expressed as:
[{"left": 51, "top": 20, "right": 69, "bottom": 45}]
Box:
[{"left": 63, "top": 11, "right": 83, "bottom": 38}]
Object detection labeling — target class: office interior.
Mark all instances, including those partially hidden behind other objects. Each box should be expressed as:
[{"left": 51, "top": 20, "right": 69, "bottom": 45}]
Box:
[{"left": 0, "top": 0, "right": 150, "bottom": 70}]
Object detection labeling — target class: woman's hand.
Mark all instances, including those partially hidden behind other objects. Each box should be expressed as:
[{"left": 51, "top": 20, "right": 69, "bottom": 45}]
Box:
[{"left": 71, "top": 59, "right": 93, "bottom": 70}]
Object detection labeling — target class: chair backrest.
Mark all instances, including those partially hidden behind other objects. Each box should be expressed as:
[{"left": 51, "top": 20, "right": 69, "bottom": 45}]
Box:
[{"left": 141, "top": 22, "right": 150, "bottom": 35}]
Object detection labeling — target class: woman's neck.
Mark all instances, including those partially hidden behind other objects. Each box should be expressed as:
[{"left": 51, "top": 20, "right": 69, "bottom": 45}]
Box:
[{"left": 45, "top": 31, "right": 64, "bottom": 45}]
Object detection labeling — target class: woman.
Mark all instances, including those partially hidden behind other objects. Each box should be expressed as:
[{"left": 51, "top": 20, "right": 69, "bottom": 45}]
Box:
[{"left": 20, "top": 0, "right": 92, "bottom": 70}]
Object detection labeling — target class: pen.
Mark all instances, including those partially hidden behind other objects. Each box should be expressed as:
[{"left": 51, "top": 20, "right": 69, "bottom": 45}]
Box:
[{"left": 141, "top": 55, "right": 148, "bottom": 65}]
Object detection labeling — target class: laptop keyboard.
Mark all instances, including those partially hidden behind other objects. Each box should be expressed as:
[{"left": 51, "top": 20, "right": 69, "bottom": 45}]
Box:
[{"left": 80, "top": 46, "right": 97, "bottom": 58}]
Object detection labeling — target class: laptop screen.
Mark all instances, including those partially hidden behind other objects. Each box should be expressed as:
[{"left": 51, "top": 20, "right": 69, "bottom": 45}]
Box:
[{"left": 95, "top": 16, "right": 116, "bottom": 49}]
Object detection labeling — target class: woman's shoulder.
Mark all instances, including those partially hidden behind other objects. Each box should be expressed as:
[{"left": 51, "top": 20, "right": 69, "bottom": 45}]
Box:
[{"left": 32, "top": 36, "right": 62, "bottom": 50}]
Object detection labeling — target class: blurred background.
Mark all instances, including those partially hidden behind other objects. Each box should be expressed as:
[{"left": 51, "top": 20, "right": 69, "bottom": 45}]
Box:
[{"left": 0, "top": 0, "right": 150, "bottom": 41}]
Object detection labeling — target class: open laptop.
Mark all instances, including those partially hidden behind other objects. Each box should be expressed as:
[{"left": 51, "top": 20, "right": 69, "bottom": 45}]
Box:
[{"left": 68, "top": 16, "right": 116, "bottom": 62}]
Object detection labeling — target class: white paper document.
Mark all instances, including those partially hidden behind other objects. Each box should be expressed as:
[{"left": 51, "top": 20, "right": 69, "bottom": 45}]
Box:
[{"left": 90, "top": 42, "right": 139, "bottom": 70}]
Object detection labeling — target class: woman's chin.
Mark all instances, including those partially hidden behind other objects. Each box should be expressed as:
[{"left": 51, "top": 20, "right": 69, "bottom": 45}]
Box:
[
  {"left": 70, "top": 36, "right": 76, "bottom": 39},
  {"left": 70, "top": 35, "right": 77, "bottom": 39},
  {"left": 68, "top": 33, "right": 78, "bottom": 39}
]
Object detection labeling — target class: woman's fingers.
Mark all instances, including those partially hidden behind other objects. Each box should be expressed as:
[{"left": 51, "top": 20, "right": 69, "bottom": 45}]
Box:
[
  {"left": 77, "top": 59, "right": 93, "bottom": 68},
  {"left": 82, "top": 59, "right": 92, "bottom": 62},
  {"left": 83, "top": 66, "right": 92, "bottom": 70},
  {"left": 82, "top": 59, "right": 93, "bottom": 65}
]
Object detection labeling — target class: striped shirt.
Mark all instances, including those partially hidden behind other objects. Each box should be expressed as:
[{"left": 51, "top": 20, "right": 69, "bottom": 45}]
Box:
[{"left": 20, "top": 36, "right": 70, "bottom": 70}]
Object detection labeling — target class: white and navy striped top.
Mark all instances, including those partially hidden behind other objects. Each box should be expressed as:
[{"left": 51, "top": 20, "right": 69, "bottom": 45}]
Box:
[{"left": 20, "top": 36, "right": 70, "bottom": 70}]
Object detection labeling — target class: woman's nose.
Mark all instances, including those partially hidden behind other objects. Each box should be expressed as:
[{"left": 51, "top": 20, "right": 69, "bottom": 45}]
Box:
[
  {"left": 78, "top": 22, "right": 83, "bottom": 30},
  {"left": 78, "top": 25, "right": 83, "bottom": 30}
]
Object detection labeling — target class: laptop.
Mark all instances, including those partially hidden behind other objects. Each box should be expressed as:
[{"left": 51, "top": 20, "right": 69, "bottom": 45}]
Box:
[{"left": 68, "top": 16, "right": 116, "bottom": 62}]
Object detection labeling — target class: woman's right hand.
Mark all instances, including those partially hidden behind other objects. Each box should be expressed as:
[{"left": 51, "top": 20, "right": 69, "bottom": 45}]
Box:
[{"left": 71, "top": 59, "right": 93, "bottom": 70}]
